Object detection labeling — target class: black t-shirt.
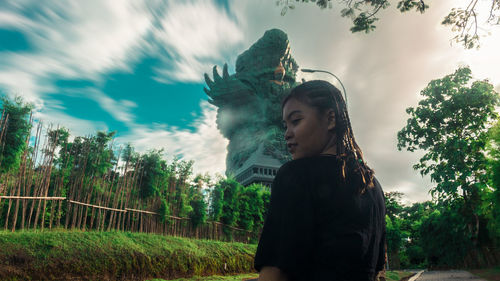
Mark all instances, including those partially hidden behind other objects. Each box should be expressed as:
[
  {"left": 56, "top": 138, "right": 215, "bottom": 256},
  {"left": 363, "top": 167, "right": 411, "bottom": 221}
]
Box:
[{"left": 254, "top": 155, "right": 386, "bottom": 281}]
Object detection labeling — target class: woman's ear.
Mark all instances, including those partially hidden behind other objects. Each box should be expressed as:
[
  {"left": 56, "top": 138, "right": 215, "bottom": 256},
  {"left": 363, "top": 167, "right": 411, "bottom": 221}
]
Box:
[{"left": 327, "top": 110, "right": 336, "bottom": 131}]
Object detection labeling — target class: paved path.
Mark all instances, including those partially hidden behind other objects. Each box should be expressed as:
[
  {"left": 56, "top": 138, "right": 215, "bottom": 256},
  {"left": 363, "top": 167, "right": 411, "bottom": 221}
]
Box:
[{"left": 415, "top": 270, "right": 485, "bottom": 280}]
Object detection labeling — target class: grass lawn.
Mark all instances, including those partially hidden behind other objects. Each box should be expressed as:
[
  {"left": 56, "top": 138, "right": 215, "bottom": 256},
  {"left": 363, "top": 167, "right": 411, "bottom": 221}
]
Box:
[
  {"left": 470, "top": 267, "right": 500, "bottom": 281},
  {"left": 150, "top": 272, "right": 259, "bottom": 280},
  {"left": 381, "top": 270, "right": 414, "bottom": 281},
  {"left": 0, "top": 229, "right": 257, "bottom": 281},
  {"left": 150, "top": 270, "right": 414, "bottom": 280}
]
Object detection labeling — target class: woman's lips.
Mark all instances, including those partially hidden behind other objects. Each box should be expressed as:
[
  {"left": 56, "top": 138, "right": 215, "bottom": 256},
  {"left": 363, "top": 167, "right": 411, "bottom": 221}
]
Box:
[{"left": 287, "top": 143, "right": 297, "bottom": 152}]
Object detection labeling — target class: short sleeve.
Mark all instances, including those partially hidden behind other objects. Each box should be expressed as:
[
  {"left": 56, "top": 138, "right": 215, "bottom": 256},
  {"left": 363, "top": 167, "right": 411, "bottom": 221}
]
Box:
[{"left": 253, "top": 165, "right": 316, "bottom": 277}]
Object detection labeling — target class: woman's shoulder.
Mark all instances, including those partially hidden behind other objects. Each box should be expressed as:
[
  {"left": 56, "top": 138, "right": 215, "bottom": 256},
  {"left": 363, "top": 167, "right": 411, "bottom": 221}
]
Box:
[
  {"left": 275, "top": 155, "right": 340, "bottom": 186},
  {"left": 278, "top": 154, "right": 340, "bottom": 173}
]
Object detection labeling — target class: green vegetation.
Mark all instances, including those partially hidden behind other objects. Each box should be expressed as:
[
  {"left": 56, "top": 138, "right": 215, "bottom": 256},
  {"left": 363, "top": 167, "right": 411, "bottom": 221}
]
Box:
[
  {"left": 0, "top": 95, "right": 33, "bottom": 173},
  {"left": 393, "top": 66, "right": 500, "bottom": 269},
  {"left": 149, "top": 270, "right": 414, "bottom": 281},
  {"left": 0, "top": 229, "right": 257, "bottom": 281},
  {"left": 386, "top": 270, "right": 414, "bottom": 281},
  {"left": 151, "top": 272, "right": 258, "bottom": 281}
]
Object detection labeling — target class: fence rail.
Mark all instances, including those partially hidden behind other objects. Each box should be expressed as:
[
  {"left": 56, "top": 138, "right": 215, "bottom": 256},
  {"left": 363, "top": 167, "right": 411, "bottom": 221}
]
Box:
[
  {"left": 0, "top": 196, "right": 66, "bottom": 200},
  {"left": 0, "top": 195, "right": 256, "bottom": 241}
]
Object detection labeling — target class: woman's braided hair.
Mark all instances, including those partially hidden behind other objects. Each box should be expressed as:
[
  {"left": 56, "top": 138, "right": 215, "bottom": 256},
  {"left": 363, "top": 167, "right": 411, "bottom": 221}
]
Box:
[{"left": 281, "top": 80, "right": 375, "bottom": 194}]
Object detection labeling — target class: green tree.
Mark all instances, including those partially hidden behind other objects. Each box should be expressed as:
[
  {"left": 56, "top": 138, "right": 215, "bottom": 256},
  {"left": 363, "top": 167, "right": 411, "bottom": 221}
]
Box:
[
  {"left": 418, "top": 201, "right": 473, "bottom": 268},
  {"left": 188, "top": 174, "right": 209, "bottom": 228},
  {"left": 484, "top": 118, "right": 500, "bottom": 242},
  {"left": 399, "top": 201, "right": 435, "bottom": 268},
  {"left": 384, "top": 192, "right": 408, "bottom": 269},
  {"left": 385, "top": 191, "right": 404, "bottom": 220},
  {"left": 237, "top": 183, "right": 268, "bottom": 231},
  {"left": 172, "top": 158, "right": 194, "bottom": 217},
  {"left": 278, "top": 0, "right": 500, "bottom": 49},
  {"left": 121, "top": 143, "right": 139, "bottom": 171},
  {"left": 0, "top": 95, "right": 33, "bottom": 173},
  {"left": 138, "top": 149, "right": 166, "bottom": 199},
  {"left": 208, "top": 182, "right": 224, "bottom": 222},
  {"left": 216, "top": 177, "right": 241, "bottom": 239},
  {"left": 398, "top": 66, "right": 499, "bottom": 252}
]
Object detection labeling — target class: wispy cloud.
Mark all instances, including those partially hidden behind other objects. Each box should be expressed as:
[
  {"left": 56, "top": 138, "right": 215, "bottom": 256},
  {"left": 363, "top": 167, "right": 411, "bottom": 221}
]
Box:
[
  {"left": 0, "top": 0, "right": 152, "bottom": 76},
  {"left": 0, "top": 0, "right": 155, "bottom": 127},
  {"left": 86, "top": 90, "right": 138, "bottom": 125},
  {"left": 115, "top": 101, "right": 228, "bottom": 176},
  {"left": 35, "top": 108, "right": 109, "bottom": 138},
  {"left": 151, "top": 0, "right": 244, "bottom": 83}
]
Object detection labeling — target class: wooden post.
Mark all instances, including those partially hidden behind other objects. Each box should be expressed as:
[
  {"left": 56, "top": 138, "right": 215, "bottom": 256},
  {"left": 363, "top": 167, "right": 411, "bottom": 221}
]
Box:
[
  {"left": 56, "top": 199, "right": 62, "bottom": 228},
  {"left": 4, "top": 198, "right": 12, "bottom": 230},
  {"left": 40, "top": 128, "right": 57, "bottom": 231},
  {"left": 11, "top": 129, "right": 31, "bottom": 231}
]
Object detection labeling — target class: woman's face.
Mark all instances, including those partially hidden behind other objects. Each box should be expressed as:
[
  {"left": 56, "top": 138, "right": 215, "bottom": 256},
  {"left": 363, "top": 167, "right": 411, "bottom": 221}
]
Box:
[{"left": 282, "top": 97, "right": 336, "bottom": 160}]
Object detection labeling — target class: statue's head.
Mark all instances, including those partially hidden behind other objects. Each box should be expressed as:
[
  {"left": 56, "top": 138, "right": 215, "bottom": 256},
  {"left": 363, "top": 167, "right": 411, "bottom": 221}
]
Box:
[{"left": 235, "top": 29, "right": 298, "bottom": 84}]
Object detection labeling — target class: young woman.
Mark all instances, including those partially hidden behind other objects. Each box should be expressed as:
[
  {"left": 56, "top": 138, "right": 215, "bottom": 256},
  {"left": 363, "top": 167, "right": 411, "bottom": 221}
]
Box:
[{"left": 253, "top": 80, "right": 386, "bottom": 281}]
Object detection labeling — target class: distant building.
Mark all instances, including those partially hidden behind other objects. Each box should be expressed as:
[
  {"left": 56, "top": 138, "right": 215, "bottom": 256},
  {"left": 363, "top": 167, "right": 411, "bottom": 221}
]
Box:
[{"left": 234, "top": 144, "right": 283, "bottom": 187}]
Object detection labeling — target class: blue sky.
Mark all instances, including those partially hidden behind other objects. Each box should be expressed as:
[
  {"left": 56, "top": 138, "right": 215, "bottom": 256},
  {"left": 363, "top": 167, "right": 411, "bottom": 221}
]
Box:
[{"left": 1, "top": 0, "right": 499, "bottom": 202}]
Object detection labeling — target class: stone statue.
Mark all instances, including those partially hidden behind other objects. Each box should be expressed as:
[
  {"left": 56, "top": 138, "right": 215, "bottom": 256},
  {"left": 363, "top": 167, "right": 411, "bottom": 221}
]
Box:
[{"left": 204, "top": 29, "right": 299, "bottom": 176}]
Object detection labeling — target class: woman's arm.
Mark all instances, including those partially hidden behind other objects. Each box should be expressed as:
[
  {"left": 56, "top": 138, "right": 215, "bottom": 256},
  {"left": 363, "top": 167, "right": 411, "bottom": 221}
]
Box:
[
  {"left": 254, "top": 163, "right": 314, "bottom": 280},
  {"left": 258, "top": 266, "right": 288, "bottom": 281}
]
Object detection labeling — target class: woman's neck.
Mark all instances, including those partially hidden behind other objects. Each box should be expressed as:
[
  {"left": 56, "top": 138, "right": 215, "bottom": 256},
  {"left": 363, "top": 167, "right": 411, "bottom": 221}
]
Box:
[
  {"left": 320, "top": 133, "right": 337, "bottom": 156},
  {"left": 320, "top": 144, "right": 337, "bottom": 156}
]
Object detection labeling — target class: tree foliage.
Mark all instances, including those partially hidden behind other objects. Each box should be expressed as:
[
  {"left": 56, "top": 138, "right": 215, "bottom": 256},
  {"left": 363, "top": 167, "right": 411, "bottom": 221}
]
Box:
[
  {"left": 384, "top": 192, "right": 408, "bottom": 269},
  {"left": 418, "top": 201, "right": 473, "bottom": 268},
  {"left": 237, "top": 184, "right": 268, "bottom": 231},
  {"left": 138, "top": 149, "right": 167, "bottom": 199},
  {"left": 397, "top": 66, "right": 500, "bottom": 267},
  {"left": 206, "top": 177, "right": 270, "bottom": 240},
  {"left": 484, "top": 119, "right": 500, "bottom": 241},
  {"left": 208, "top": 181, "right": 224, "bottom": 222},
  {"left": 441, "top": 0, "right": 500, "bottom": 49},
  {"left": 188, "top": 174, "right": 210, "bottom": 228},
  {"left": 278, "top": 0, "right": 500, "bottom": 49},
  {"left": 0, "top": 95, "right": 33, "bottom": 173},
  {"left": 219, "top": 178, "right": 241, "bottom": 234},
  {"left": 398, "top": 66, "right": 499, "bottom": 201}
]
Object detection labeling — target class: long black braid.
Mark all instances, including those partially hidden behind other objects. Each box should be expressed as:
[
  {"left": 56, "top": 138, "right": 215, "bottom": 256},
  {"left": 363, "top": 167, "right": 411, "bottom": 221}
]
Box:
[{"left": 281, "top": 80, "right": 375, "bottom": 194}]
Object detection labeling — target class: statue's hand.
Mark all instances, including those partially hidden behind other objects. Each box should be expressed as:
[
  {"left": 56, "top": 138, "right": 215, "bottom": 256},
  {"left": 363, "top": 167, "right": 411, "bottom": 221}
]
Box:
[{"left": 204, "top": 63, "right": 254, "bottom": 106}]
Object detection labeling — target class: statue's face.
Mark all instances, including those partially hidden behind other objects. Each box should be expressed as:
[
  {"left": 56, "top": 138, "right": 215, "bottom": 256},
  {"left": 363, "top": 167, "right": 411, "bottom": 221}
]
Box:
[{"left": 282, "top": 98, "right": 336, "bottom": 160}]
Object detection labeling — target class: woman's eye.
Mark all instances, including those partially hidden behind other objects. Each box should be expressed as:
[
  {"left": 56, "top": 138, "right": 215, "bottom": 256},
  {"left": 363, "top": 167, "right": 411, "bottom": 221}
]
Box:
[{"left": 292, "top": 119, "right": 301, "bottom": 125}]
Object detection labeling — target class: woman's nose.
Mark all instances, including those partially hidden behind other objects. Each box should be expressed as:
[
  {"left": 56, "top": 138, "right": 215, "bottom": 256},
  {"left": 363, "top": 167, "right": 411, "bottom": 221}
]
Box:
[{"left": 284, "top": 128, "right": 292, "bottom": 140}]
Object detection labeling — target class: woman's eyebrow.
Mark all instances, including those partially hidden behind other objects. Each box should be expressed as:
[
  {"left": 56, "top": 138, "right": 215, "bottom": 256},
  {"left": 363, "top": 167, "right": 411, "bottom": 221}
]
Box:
[{"left": 284, "top": 110, "right": 301, "bottom": 121}]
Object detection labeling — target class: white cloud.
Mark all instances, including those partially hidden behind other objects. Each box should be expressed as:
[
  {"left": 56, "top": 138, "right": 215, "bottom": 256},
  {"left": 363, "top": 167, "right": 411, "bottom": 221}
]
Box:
[
  {"left": 151, "top": 0, "right": 244, "bottom": 83},
  {"left": 0, "top": 0, "right": 153, "bottom": 103},
  {"left": 34, "top": 108, "right": 109, "bottom": 138},
  {"left": 86, "top": 90, "right": 138, "bottom": 125},
  {"left": 115, "top": 101, "right": 228, "bottom": 176}
]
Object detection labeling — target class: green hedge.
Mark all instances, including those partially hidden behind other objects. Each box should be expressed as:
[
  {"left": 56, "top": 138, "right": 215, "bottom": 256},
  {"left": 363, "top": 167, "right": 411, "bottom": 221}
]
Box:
[{"left": 0, "top": 229, "right": 257, "bottom": 280}]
